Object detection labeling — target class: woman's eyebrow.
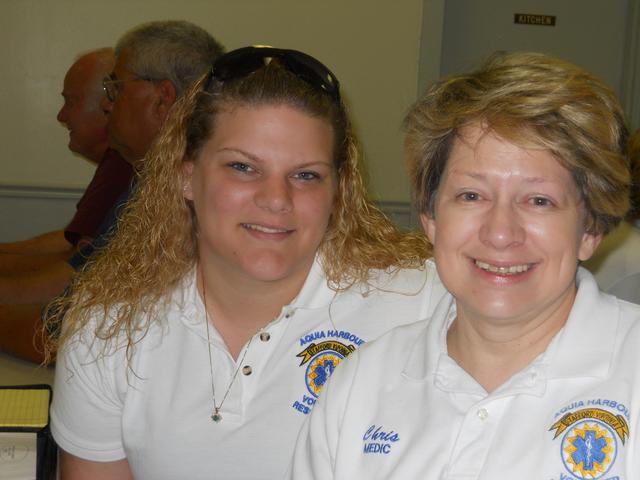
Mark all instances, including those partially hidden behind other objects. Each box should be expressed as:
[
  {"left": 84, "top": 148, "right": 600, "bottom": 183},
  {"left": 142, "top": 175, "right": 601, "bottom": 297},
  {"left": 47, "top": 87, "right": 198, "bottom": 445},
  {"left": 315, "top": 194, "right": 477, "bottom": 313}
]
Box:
[
  {"left": 217, "top": 147, "right": 259, "bottom": 160},
  {"left": 217, "top": 147, "right": 332, "bottom": 169},
  {"left": 451, "top": 169, "right": 556, "bottom": 185}
]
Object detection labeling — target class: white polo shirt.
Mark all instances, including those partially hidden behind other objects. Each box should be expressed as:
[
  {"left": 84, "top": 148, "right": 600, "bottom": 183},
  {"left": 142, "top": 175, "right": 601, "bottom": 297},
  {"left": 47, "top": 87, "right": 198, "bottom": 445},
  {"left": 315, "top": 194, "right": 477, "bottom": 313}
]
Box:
[
  {"left": 291, "top": 268, "right": 640, "bottom": 479},
  {"left": 51, "top": 258, "right": 445, "bottom": 480}
]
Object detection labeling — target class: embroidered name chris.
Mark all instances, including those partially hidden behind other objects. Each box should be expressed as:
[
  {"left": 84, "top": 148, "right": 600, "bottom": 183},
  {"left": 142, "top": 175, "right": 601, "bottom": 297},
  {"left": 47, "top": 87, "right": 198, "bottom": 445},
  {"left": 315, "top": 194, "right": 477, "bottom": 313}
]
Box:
[{"left": 363, "top": 425, "right": 400, "bottom": 455}]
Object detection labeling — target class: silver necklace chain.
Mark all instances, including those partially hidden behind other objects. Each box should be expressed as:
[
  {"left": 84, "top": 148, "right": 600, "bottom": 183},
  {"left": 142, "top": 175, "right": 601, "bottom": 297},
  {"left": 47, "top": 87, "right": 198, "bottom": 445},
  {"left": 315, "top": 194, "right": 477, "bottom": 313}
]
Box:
[{"left": 202, "top": 274, "right": 254, "bottom": 423}]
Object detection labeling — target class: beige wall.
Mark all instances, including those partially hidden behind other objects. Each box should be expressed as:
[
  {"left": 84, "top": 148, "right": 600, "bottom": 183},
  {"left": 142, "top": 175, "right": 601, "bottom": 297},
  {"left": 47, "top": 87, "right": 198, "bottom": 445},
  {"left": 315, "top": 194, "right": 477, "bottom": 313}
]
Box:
[{"left": 0, "top": 0, "right": 429, "bottom": 203}]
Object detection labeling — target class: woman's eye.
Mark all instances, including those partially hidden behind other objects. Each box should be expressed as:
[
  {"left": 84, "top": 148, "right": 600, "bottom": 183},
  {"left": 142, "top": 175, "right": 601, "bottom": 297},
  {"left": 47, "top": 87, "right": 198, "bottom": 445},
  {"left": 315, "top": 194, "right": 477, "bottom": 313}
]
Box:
[
  {"left": 459, "top": 191, "right": 480, "bottom": 202},
  {"left": 229, "top": 162, "right": 253, "bottom": 173},
  {"left": 294, "top": 171, "right": 320, "bottom": 181},
  {"left": 529, "top": 196, "right": 553, "bottom": 207}
]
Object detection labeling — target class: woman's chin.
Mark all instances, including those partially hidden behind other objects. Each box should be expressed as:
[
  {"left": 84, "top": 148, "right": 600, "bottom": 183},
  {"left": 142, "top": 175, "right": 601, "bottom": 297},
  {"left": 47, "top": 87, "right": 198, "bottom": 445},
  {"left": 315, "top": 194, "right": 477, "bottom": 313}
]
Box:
[{"left": 239, "top": 252, "right": 313, "bottom": 284}]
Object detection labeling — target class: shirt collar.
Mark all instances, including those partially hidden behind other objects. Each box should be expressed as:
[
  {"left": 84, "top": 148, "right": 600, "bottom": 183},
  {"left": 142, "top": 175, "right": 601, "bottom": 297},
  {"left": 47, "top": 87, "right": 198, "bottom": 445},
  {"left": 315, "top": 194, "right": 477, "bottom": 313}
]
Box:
[
  {"left": 288, "top": 256, "right": 338, "bottom": 310},
  {"left": 402, "top": 291, "right": 454, "bottom": 381},
  {"left": 542, "top": 267, "right": 620, "bottom": 379},
  {"left": 402, "top": 267, "right": 620, "bottom": 385},
  {"left": 173, "top": 256, "right": 336, "bottom": 331}
]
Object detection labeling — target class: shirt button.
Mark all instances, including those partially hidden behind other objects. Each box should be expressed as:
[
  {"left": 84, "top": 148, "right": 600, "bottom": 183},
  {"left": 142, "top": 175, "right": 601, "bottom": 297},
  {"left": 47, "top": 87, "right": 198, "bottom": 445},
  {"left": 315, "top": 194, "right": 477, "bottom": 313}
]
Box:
[
  {"left": 477, "top": 408, "right": 489, "bottom": 420},
  {"left": 285, "top": 309, "right": 296, "bottom": 319},
  {"left": 242, "top": 365, "right": 252, "bottom": 376},
  {"left": 260, "top": 332, "right": 271, "bottom": 342}
]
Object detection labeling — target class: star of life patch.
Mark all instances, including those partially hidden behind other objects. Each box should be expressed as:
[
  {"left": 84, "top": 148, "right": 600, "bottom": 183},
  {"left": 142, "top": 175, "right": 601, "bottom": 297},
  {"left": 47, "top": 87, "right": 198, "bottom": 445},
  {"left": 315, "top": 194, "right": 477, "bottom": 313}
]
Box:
[
  {"left": 291, "top": 330, "right": 361, "bottom": 415},
  {"left": 549, "top": 407, "right": 630, "bottom": 479},
  {"left": 297, "top": 340, "right": 355, "bottom": 397}
]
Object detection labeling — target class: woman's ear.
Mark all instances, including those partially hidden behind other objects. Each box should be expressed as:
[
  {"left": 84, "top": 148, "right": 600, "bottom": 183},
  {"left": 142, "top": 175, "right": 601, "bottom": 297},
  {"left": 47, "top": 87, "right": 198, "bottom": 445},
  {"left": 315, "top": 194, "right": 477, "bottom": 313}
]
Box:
[
  {"left": 577, "top": 231, "right": 603, "bottom": 262},
  {"left": 420, "top": 212, "right": 436, "bottom": 246},
  {"left": 182, "top": 160, "right": 195, "bottom": 201}
]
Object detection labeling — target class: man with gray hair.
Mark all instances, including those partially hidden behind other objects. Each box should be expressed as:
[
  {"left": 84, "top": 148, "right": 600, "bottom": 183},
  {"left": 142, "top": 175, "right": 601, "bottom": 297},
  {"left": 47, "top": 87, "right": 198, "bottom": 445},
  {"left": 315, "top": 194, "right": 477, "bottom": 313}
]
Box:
[
  {"left": 102, "top": 20, "right": 224, "bottom": 165},
  {"left": 0, "top": 48, "right": 132, "bottom": 260},
  {"left": 0, "top": 48, "right": 133, "bottom": 362},
  {"left": 66, "top": 20, "right": 224, "bottom": 270},
  {"left": 0, "top": 21, "right": 224, "bottom": 364}
]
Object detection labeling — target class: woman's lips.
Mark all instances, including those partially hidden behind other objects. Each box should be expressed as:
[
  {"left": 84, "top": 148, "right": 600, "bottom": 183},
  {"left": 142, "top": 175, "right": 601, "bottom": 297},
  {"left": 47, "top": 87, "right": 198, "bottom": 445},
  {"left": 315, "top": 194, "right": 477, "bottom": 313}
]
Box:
[
  {"left": 474, "top": 259, "right": 533, "bottom": 276},
  {"left": 241, "top": 223, "right": 293, "bottom": 235}
]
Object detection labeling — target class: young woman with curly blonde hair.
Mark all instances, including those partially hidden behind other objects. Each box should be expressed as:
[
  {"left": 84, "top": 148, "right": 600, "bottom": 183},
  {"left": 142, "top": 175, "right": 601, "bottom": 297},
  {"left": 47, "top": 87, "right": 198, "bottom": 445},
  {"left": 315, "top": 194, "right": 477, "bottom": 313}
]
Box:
[{"left": 46, "top": 46, "right": 445, "bottom": 479}]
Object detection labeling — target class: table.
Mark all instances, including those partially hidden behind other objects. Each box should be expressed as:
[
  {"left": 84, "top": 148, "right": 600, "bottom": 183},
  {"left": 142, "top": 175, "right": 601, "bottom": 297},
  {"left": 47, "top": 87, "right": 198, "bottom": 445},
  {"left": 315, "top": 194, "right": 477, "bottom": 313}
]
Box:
[{"left": 0, "top": 352, "right": 54, "bottom": 385}]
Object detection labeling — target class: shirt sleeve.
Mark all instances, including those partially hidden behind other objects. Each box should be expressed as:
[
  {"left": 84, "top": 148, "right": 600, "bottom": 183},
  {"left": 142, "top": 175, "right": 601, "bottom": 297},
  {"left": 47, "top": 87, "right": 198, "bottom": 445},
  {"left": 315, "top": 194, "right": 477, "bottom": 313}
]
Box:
[
  {"left": 67, "top": 186, "right": 132, "bottom": 271},
  {"left": 50, "top": 320, "right": 128, "bottom": 461},
  {"left": 287, "top": 348, "right": 361, "bottom": 479},
  {"left": 64, "top": 150, "right": 134, "bottom": 244}
]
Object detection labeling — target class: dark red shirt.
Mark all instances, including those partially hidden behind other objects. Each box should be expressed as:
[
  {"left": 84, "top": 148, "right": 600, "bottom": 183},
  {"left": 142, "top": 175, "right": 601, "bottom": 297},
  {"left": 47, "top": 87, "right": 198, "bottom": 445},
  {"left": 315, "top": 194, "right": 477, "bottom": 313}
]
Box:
[{"left": 64, "top": 149, "right": 134, "bottom": 245}]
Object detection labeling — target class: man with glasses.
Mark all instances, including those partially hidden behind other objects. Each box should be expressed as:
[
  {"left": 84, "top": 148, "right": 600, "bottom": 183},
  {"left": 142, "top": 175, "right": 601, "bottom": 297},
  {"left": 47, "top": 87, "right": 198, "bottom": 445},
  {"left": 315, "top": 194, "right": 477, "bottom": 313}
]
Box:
[
  {"left": 1, "top": 22, "right": 224, "bottom": 363},
  {"left": 0, "top": 48, "right": 132, "bottom": 263},
  {"left": 65, "top": 20, "right": 224, "bottom": 271},
  {"left": 0, "top": 48, "right": 133, "bottom": 362},
  {"left": 102, "top": 20, "right": 224, "bottom": 166}
]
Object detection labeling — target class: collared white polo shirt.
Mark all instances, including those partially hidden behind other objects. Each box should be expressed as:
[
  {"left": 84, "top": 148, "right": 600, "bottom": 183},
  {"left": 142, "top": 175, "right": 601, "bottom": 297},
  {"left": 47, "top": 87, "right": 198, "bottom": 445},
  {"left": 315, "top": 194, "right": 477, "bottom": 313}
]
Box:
[
  {"left": 51, "top": 258, "right": 445, "bottom": 479},
  {"left": 291, "top": 268, "right": 640, "bottom": 479}
]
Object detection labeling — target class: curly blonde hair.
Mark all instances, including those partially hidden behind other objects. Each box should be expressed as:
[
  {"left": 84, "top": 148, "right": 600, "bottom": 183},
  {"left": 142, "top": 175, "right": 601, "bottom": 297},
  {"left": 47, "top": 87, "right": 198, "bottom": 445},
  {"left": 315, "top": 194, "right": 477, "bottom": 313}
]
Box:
[
  {"left": 404, "top": 51, "right": 630, "bottom": 236},
  {"left": 43, "top": 60, "right": 430, "bottom": 363}
]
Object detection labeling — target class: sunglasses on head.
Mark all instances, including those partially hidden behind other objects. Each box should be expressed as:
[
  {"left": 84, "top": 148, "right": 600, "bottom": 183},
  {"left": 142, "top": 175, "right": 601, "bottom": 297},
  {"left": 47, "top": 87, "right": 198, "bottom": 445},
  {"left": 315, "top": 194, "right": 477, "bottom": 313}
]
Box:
[{"left": 210, "top": 46, "right": 341, "bottom": 104}]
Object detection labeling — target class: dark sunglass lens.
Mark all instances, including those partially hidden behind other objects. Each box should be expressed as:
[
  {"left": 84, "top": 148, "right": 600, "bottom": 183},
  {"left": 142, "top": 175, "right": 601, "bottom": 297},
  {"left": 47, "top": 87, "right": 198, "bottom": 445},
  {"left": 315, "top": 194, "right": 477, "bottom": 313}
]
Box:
[
  {"left": 280, "top": 50, "right": 340, "bottom": 102},
  {"left": 211, "top": 47, "right": 340, "bottom": 103},
  {"left": 213, "top": 48, "right": 269, "bottom": 82}
]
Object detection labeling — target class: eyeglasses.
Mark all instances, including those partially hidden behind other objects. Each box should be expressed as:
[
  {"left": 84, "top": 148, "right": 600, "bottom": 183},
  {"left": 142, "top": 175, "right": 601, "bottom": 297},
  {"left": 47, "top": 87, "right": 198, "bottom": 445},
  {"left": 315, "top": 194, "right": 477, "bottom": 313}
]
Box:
[
  {"left": 210, "top": 46, "right": 341, "bottom": 104},
  {"left": 102, "top": 74, "right": 153, "bottom": 102}
]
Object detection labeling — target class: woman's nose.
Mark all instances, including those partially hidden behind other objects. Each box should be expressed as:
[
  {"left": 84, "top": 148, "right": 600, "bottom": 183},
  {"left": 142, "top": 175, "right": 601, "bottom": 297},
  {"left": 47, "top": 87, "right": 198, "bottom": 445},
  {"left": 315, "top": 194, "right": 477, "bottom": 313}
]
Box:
[
  {"left": 478, "top": 200, "right": 525, "bottom": 249},
  {"left": 255, "top": 176, "right": 293, "bottom": 213}
]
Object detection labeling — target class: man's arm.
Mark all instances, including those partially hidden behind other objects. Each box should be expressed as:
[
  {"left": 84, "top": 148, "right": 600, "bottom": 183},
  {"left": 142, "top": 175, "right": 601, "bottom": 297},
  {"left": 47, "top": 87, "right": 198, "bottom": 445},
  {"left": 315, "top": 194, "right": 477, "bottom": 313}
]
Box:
[
  {"left": 0, "top": 230, "right": 72, "bottom": 255},
  {"left": 0, "top": 303, "right": 47, "bottom": 363},
  {"left": 0, "top": 261, "right": 74, "bottom": 304},
  {"left": 0, "top": 250, "right": 72, "bottom": 275}
]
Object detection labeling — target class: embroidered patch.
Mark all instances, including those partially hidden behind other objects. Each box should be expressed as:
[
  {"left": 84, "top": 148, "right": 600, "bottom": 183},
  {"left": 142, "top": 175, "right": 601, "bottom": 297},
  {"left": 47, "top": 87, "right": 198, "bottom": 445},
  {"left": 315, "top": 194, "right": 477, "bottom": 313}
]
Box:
[
  {"left": 297, "top": 340, "right": 355, "bottom": 397},
  {"left": 549, "top": 407, "right": 629, "bottom": 478},
  {"left": 291, "top": 330, "right": 362, "bottom": 415}
]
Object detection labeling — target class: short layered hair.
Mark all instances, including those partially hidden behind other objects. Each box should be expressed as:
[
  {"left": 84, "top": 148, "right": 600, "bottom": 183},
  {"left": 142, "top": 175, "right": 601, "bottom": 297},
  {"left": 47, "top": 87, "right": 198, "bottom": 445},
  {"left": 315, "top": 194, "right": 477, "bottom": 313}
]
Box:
[{"left": 404, "top": 51, "right": 630, "bottom": 235}]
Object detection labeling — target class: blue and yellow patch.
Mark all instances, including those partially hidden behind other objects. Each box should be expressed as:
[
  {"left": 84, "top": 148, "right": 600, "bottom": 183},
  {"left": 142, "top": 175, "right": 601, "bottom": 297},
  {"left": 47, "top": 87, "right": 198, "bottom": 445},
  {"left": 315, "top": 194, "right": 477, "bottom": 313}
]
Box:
[
  {"left": 297, "top": 340, "right": 355, "bottom": 397},
  {"left": 550, "top": 407, "right": 629, "bottom": 478},
  {"left": 291, "top": 330, "right": 363, "bottom": 415}
]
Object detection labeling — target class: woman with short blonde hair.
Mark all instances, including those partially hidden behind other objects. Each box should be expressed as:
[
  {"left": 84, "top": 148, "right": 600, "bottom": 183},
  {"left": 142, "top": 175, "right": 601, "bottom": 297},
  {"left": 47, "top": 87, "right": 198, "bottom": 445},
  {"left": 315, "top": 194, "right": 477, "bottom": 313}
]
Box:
[{"left": 291, "top": 52, "right": 640, "bottom": 479}]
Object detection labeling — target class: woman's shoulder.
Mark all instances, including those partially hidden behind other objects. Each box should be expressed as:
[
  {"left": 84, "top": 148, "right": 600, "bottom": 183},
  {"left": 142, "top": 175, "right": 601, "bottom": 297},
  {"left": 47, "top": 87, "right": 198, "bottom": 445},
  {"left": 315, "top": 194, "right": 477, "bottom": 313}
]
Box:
[
  {"left": 355, "top": 259, "right": 445, "bottom": 317},
  {"left": 348, "top": 258, "right": 440, "bottom": 297},
  {"left": 368, "top": 258, "right": 436, "bottom": 284},
  {"left": 326, "top": 319, "right": 431, "bottom": 395},
  {"left": 307, "top": 256, "right": 442, "bottom": 307},
  {"left": 68, "top": 271, "right": 196, "bottom": 357},
  {"left": 315, "top": 259, "right": 445, "bottom": 333},
  {"left": 359, "top": 319, "right": 429, "bottom": 358},
  {"left": 616, "top": 295, "right": 640, "bottom": 326}
]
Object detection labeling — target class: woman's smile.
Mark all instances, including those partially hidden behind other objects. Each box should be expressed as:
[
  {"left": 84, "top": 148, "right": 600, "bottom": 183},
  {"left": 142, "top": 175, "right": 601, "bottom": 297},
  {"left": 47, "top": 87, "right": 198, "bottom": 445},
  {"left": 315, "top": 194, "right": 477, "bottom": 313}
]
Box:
[
  {"left": 423, "top": 122, "right": 600, "bottom": 326},
  {"left": 183, "top": 104, "right": 336, "bottom": 285}
]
